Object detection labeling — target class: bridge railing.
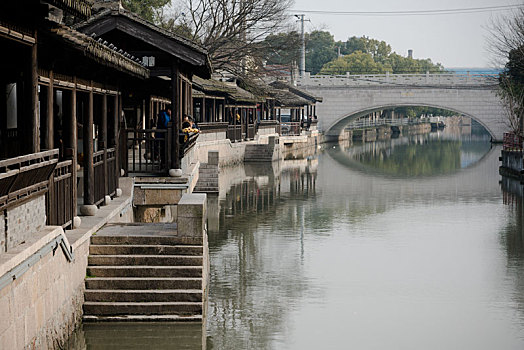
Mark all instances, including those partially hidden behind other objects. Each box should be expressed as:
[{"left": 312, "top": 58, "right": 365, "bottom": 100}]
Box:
[
  {"left": 296, "top": 73, "right": 499, "bottom": 87},
  {"left": 346, "top": 118, "right": 429, "bottom": 130}
]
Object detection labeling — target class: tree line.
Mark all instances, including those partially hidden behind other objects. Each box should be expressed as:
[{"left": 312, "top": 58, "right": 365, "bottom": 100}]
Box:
[
  {"left": 264, "top": 32, "right": 445, "bottom": 75},
  {"left": 118, "top": 1, "right": 446, "bottom": 79}
]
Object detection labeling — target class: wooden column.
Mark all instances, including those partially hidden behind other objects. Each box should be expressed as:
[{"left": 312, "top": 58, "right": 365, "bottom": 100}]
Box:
[
  {"left": 113, "top": 94, "right": 119, "bottom": 189},
  {"left": 101, "top": 93, "right": 108, "bottom": 197},
  {"left": 171, "top": 63, "right": 180, "bottom": 169},
  {"left": 202, "top": 96, "right": 206, "bottom": 123},
  {"left": 84, "top": 86, "right": 95, "bottom": 206},
  {"left": 44, "top": 70, "right": 54, "bottom": 150},
  {"left": 70, "top": 79, "right": 77, "bottom": 219},
  {"left": 31, "top": 38, "right": 39, "bottom": 153},
  {"left": 213, "top": 98, "right": 216, "bottom": 123}
]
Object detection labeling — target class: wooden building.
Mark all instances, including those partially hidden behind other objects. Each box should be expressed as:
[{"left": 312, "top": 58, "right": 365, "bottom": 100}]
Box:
[
  {"left": 269, "top": 80, "right": 322, "bottom": 134},
  {"left": 192, "top": 77, "right": 278, "bottom": 143},
  {"left": 75, "top": 6, "right": 211, "bottom": 174},
  {"left": 0, "top": 0, "right": 148, "bottom": 233}
]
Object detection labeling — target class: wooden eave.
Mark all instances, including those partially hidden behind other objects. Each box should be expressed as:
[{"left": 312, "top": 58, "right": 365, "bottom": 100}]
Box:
[
  {"left": 48, "top": 23, "right": 149, "bottom": 79},
  {"left": 76, "top": 9, "right": 212, "bottom": 77},
  {"left": 46, "top": 0, "right": 91, "bottom": 19},
  {"left": 270, "top": 80, "right": 323, "bottom": 103},
  {"left": 271, "top": 89, "right": 309, "bottom": 107}
]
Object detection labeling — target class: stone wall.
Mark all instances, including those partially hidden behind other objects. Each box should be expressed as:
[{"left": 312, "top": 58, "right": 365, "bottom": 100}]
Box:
[
  {"left": 6, "top": 196, "right": 46, "bottom": 250},
  {"left": 194, "top": 139, "right": 246, "bottom": 167},
  {"left": 0, "top": 231, "right": 89, "bottom": 349}
]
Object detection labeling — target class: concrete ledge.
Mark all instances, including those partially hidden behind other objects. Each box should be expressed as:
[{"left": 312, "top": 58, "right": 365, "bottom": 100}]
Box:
[
  {"left": 177, "top": 194, "right": 207, "bottom": 238},
  {"left": 0, "top": 226, "right": 63, "bottom": 279}
]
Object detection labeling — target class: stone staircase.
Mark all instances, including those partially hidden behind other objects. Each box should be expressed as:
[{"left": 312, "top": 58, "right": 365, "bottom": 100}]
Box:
[
  {"left": 83, "top": 224, "right": 205, "bottom": 322},
  {"left": 244, "top": 144, "right": 274, "bottom": 162},
  {"left": 193, "top": 163, "right": 219, "bottom": 193}
]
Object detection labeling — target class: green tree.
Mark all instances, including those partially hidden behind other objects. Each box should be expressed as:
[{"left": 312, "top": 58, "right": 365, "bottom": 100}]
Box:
[
  {"left": 121, "top": 0, "right": 170, "bottom": 23},
  {"left": 340, "top": 36, "right": 392, "bottom": 63},
  {"left": 306, "top": 31, "right": 337, "bottom": 75},
  {"left": 320, "top": 51, "right": 385, "bottom": 75}
]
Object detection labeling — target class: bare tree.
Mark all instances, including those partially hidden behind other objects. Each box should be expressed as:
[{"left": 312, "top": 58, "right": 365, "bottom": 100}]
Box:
[
  {"left": 500, "top": 74, "right": 524, "bottom": 135},
  {"left": 177, "top": 0, "right": 295, "bottom": 78},
  {"left": 488, "top": 6, "right": 524, "bottom": 135}
]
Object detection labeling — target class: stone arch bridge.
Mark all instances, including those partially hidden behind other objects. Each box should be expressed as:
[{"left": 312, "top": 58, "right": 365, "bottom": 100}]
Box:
[{"left": 296, "top": 73, "right": 506, "bottom": 141}]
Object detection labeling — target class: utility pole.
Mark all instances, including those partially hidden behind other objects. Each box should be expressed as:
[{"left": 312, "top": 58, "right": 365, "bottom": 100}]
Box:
[{"left": 295, "top": 14, "right": 309, "bottom": 77}]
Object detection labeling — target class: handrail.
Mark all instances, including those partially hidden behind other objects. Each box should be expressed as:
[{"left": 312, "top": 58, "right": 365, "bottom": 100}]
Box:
[{"left": 0, "top": 150, "right": 59, "bottom": 211}]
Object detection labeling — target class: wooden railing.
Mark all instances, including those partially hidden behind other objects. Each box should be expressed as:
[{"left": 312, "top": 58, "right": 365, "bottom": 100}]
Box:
[
  {"left": 179, "top": 132, "right": 199, "bottom": 158},
  {"left": 198, "top": 122, "right": 229, "bottom": 133},
  {"left": 46, "top": 160, "right": 74, "bottom": 229},
  {"left": 92, "top": 147, "right": 117, "bottom": 205},
  {"left": 107, "top": 148, "right": 117, "bottom": 197},
  {"left": 93, "top": 150, "right": 105, "bottom": 205},
  {"left": 227, "top": 125, "right": 242, "bottom": 142},
  {"left": 247, "top": 124, "right": 256, "bottom": 140},
  {"left": 281, "top": 122, "right": 301, "bottom": 136},
  {"left": 503, "top": 132, "right": 523, "bottom": 151},
  {"left": 125, "top": 128, "right": 170, "bottom": 175},
  {"left": 0, "top": 150, "right": 58, "bottom": 212}
]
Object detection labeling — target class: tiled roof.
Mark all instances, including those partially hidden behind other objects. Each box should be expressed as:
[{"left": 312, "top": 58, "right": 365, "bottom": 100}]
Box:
[
  {"left": 270, "top": 80, "right": 323, "bottom": 103},
  {"left": 50, "top": 23, "right": 149, "bottom": 78},
  {"left": 77, "top": 8, "right": 211, "bottom": 63},
  {"left": 47, "top": 0, "right": 91, "bottom": 19}
]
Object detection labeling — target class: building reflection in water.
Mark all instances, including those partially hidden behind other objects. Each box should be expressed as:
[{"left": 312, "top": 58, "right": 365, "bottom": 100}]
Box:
[
  {"left": 500, "top": 175, "right": 524, "bottom": 324},
  {"left": 206, "top": 156, "right": 319, "bottom": 350}
]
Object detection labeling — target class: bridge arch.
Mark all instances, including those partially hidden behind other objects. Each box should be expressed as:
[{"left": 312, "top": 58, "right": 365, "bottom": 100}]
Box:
[
  {"left": 297, "top": 74, "right": 506, "bottom": 141},
  {"left": 327, "top": 103, "right": 497, "bottom": 139}
]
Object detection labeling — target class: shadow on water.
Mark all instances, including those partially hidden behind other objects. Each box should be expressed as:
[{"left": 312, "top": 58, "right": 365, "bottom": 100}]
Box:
[{"left": 70, "top": 322, "right": 206, "bottom": 349}]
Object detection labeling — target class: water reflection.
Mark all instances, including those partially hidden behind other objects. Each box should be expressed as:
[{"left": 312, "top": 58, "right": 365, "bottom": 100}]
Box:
[
  {"left": 70, "top": 322, "right": 206, "bottom": 349},
  {"left": 500, "top": 176, "right": 524, "bottom": 320},
  {"left": 332, "top": 128, "right": 492, "bottom": 178},
  {"left": 207, "top": 158, "right": 319, "bottom": 349},
  {"left": 207, "top": 135, "right": 524, "bottom": 349},
  {"left": 75, "top": 127, "right": 524, "bottom": 349}
]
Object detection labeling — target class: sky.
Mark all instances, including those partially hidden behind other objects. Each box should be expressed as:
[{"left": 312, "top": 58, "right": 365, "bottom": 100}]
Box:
[{"left": 290, "top": 0, "right": 520, "bottom": 68}]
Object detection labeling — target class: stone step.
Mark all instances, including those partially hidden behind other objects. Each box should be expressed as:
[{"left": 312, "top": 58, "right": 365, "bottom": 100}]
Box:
[
  {"left": 245, "top": 150, "right": 272, "bottom": 154},
  {"left": 193, "top": 186, "right": 219, "bottom": 192},
  {"left": 83, "top": 314, "right": 202, "bottom": 323},
  {"left": 88, "top": 255, "right": 203, "bottom": 266},
  {"left": 91, "top": 235, "right": 202, "bottom": 246},
  {"left": 85, "top": 277, "right": 202, "bottom": 290},
  {"left": 85, "top": 289, "right": 202, "bottom": 302},
  {"left": 198, "top": 167, "right": 218, "bottom": 173},
  {"left": 245, "top": 158, "right": 273, "bottom": 162},
  {"left": 83, "top": 301, "right": 202, "bottom": 316},
  {"left": 89, "top": 245, "right": 203, "bottom": 256},
  {"left": 194, "top": 181, "right": 218, "bottom": 188},
  {"left": 87, "top": 266, "right": 202, "bottom": 278}
]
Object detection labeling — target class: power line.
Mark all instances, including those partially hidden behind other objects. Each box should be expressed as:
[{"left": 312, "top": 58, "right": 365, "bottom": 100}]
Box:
[{"left": 289, "top": 4, "right": 524, "bottom": 17}]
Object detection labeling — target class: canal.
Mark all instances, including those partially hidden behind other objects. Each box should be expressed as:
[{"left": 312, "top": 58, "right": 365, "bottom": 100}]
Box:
[{"left": 75, "top": 128, "right": 524, "bottom": 349}]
